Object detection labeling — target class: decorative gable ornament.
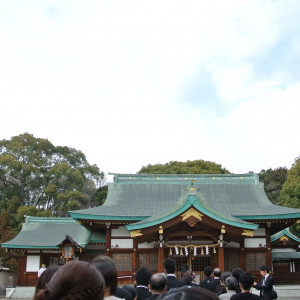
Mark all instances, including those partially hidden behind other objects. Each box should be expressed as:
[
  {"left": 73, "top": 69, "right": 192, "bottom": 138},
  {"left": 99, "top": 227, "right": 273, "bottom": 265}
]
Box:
[{"left": 181, "top": 208, "right": 203, "bottom": 227}]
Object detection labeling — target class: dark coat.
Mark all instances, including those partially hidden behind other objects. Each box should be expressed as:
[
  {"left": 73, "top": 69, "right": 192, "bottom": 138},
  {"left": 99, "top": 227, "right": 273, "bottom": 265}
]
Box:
[
  {"left": 199, "top": 276, "right": 212, "bottom": 290},
  {"left": 166, "top": 275, "right": 186, "bottom": 290},
  {"left": 253, "top": 275, "right": 274, "bottom": 300},
  {"left": 144, "top": 293, "right": 161, "bottom": 300},
  {"left": 207, "top": 278, "right": 221, "bottom": 293},
  {"left": 135, "top": 286, "right": 152, "bottom": 300},
  {"left": 116, "top": 287, "right": 132, "bottom": 300}
]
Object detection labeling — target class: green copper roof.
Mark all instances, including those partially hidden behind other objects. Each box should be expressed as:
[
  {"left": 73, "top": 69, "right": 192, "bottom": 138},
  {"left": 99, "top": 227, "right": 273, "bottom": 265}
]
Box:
[
  {"left": 272, "top": 252, "right": 300, "bottom": 259},
  {"left": 69, "top": 174, "right": 300, "bottom": 227},
  {"left": 271, "top": 228, "right": 300, "bottom": 243},
  {"left": 1, "top": 216, "right": 105, "bottom": 249},
  {"left": 126, "top": 191, "right": 258, "bottom": 231}
]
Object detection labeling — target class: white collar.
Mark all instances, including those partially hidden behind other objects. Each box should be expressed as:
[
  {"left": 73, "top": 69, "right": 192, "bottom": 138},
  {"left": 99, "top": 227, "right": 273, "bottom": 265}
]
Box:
[{"left": 136, "top": 285, "right": 148, "bottom": 289}]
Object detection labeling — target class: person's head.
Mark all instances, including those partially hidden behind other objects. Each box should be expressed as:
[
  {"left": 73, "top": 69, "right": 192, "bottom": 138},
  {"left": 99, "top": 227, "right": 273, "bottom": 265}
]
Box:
[
  {"left": 122, "top": 285, "right": 137, "bottom": 300},
  {"left": 239, "top": 272, "right": 254, "bottom": 292},
  {"left": 224, "top": 276, "right": 238, "bottom": 291},
  {"left": 135, "top": 267, "right": 152, "bottom": 286},
  {"left": 163, "top": 258, "right": 176, "bottom": 274},
  {"left": 33, "top": 261, "right": 105, "bottom": 300},
  {"left": 232, "top": 268, "right": 244, "bottom": 283},
  {"left": 35, "top": 265, "right": 60, "bottom": 294},
  {"left": 158, "top": 286, "right": 218, "bottom": 300},
  {"left": 181, "top": 272, "right": 193, "bottom": 285},
  {"left": 41, "top": 264, "right": 46, "bottom": 268},
  {"left": 220, "top": 271, "right": 232, "bottom": 284},
  {"left": 213, "top": 268, "right": 221, "bottom": 278},
  {"left": 149, "top": 273, "right": 167, "bottom": 293},
  {"left": 259, "top": 265, "right": 269, "bottom": 277},
  {"left": 92, "top": 259, "right": 118, "bottom": 296},
  {"left": 203, "top": 266, "right": 213, "bottom": 277}
]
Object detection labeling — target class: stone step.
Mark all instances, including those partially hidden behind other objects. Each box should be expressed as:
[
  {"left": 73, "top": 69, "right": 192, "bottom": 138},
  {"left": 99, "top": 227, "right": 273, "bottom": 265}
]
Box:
[{"left": 6, "top": 287, "right": 35, "bottom": 298}]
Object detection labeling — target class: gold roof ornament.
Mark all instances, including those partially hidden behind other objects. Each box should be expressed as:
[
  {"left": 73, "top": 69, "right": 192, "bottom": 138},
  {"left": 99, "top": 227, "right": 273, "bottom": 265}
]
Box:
[
  {"left": 181, "top": 208, "right": 203, "bottom": 227},
  {"left": 241, "top": 229, "right": 254, "bottom": 237},
  {"left": 130, "top": 230, "right": 143, "bottom": 238},
  {"left": 159, "top": 226, "right": 163, "bottom": 234},
  {"left": 181, "top": 208, "right": 203, "bottom": 221},
  {"left": 279, "top": 235, "right": 289, "bottom": 241}
]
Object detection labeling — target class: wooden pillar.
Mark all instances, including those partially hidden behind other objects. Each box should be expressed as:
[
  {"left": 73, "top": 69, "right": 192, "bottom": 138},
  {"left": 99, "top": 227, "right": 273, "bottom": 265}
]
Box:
[
  {"left": 132, "top": 239, "right": 138, "bottom": 273},
  {"left": 158, "top": 246, "right": 164, "bottom": 273},
  {"left": 239, "top": 239, "right": 246, "bottom": 271},
  {"left": 106, "top": 223, "right": 112, "bottom": 257},
  {"left": 218, "top": 246, "right": 224, "bottom": 272},
  {"left": 265, "top": 224, "right": 272, "bottom": 273}
]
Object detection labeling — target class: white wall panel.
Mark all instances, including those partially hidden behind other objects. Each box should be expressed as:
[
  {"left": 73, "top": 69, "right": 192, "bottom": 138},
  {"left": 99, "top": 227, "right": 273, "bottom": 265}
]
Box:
[
  {"left": 244, "top": 238, "right": 266, "bottom": 248},
  {"left": 26, "top": 255, "right": 40, "bottom": 272},
  {"left": 111, "top": 238, "right": 133, "bottom": 248},
  {"left": 138, "top": 242, "right": 156, "bottom": 249}
]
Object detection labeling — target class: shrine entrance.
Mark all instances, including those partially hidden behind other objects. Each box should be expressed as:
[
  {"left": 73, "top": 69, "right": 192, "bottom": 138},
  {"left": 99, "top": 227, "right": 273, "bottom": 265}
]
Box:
[{"left": 168, "top": 252, "right": 211, "bottom": 282}]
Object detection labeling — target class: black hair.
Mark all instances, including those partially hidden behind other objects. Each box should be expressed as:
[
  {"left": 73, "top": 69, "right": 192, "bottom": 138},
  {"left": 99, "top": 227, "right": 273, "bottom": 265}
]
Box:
[
  {"left": 203, "top": 266, "right": 213, "bottom": 277},
  {"left": 163, "top": 258, "right": 176, "bottom": 274},
  {"left": 239, "top": 272, "right": 254, "bottom": 291},
  {"left": 232, "top": 268, "right": 244, "bottom": 283},
  {"left": 259, "top": 265, "right": 269, "bottom": 273},
  {"left": 35, "top": 265, "right": 60, "bottom": 295},
  {"left": 157, "top": 286, "right": 218, "bottom": 300},
  {"left": 135, "top": 267, "right": 152, "bottom": 286},
  {"left": 92, "top": 260, "right": 118, "bottom": 295},
  {"left": 33, "top": 261, "right": 105, "bottom": 300}
]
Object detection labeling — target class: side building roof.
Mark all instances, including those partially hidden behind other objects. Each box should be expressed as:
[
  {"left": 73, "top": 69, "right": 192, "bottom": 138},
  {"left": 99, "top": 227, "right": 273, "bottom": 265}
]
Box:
[
  {"left": 1, "top": 216, "right": 105, "bottom": 249},
  {"left": 271, "top": 228, "right": 300, "bottom": 243}
]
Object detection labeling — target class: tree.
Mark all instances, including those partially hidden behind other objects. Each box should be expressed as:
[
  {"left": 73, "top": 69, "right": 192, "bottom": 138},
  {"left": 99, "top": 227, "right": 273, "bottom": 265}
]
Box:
[
  {"left": 259, "top": 167, "right": 288, "bottom": 205},
  {"left": 94, "top": 185, "right": 108, "bottom": 206},
  {"left": 0, "top": 133, "right": 104, "bottom": 217},
  {"left": 279, "top": 156, "right": 300, "bottom": 237},
  {"left": 138, "top": 160, "right": 230, "bottom": 174}
]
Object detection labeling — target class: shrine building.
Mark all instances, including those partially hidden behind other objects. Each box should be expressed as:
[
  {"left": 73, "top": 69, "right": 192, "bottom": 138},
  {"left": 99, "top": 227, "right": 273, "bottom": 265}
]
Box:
[{"left": 2, "top": 173, "right": 300, "bottom": 286}]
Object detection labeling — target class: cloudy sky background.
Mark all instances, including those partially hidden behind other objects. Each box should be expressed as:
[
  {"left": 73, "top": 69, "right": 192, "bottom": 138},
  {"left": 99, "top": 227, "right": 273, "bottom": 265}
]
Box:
[{"left": 1, "top": 0, "right": 299, "bottom": 175}]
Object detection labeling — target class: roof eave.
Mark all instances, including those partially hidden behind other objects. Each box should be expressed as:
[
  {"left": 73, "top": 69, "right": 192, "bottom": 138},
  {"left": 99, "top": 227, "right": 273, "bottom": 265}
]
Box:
[{"left": 69, "top": 211, "right": 146, "bottom": 221}]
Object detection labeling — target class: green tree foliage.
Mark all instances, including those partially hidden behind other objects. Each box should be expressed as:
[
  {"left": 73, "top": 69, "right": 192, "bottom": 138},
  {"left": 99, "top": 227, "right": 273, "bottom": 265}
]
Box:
[
  {"left": 0, "top": 210, "right": 20, "bottom": 271},
  {"left": 138, "top": 160, "right": 230, "bottom": 174},
  {"left": 0, "top": 133, "right": 104, "bottom": 218},
  {"left": 279, "top": 156, "right": 300, "bottom": 237},
  {"left": 259, "top": 167, "right": 288, "bottom": 205},
  {"left": 94, "top": 185, "right": 108, "bottom": 206}
]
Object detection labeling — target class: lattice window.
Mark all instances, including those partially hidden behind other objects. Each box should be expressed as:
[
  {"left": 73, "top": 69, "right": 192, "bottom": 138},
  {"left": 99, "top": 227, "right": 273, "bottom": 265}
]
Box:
[
  {"left": 191, "top": 257, "right": 211, "bottom": 272},
  {"left": 245, "top": 252, "right": 265, "bottom": 271},
  {"left": 112, "top": 253, "right": 132, "bottom": 271},
  {"left": 273, "top": 261, "right": 290, "bottom": 273},
  {"left": 138, "top": 253, "right": 158, "bottom": 271},
  {"left": 224, "top": 252, "right": 239, "bottom": 270}
]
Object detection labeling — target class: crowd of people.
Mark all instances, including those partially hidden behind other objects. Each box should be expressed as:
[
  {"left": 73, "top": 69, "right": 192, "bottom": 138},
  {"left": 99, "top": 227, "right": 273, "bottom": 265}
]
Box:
[{"left": 34, "top": 257, "right": 275, "bottom": 300}]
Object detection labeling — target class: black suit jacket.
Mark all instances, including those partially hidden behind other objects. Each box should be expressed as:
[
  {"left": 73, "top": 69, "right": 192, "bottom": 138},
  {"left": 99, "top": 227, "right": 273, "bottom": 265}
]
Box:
[
  {"left": 135, "top": 286, "right": 152, "bottom": 300},
  {"left": 199, "top": 276, "right": 212, "bottom": 290},
  {"left": 144, "top": 293, "right": 162, "bottom": 300},
  {"left": 207, "top": 278, "right": 221, "bottom": 293},
  {"left": 166, "top": 275, "right": 186, "bottom": 290},
  {"left": 254, "top": 275, "right": 274, "bottom": 300}
]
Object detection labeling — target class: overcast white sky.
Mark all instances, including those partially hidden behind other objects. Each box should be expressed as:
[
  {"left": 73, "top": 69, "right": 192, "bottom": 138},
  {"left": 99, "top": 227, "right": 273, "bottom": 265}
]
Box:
[{"left": 0, "top": 0, "right": 299, "bottom": 175}]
